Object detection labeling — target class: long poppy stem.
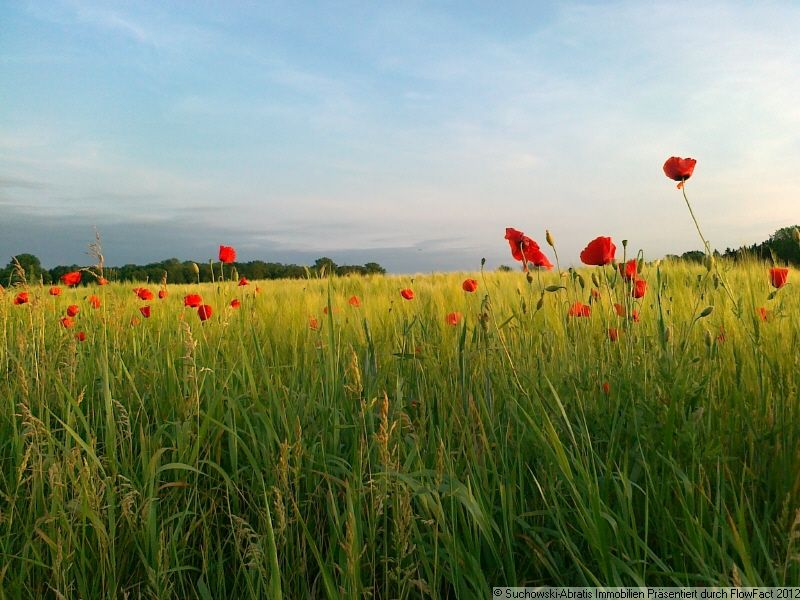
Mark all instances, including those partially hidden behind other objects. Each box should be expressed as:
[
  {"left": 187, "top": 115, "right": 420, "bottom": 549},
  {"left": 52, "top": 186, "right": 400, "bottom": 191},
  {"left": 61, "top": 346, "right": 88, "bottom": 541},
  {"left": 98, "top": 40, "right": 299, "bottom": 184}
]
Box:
[{"left": 680, "top": 182, "right": 711, "bottom": 255}]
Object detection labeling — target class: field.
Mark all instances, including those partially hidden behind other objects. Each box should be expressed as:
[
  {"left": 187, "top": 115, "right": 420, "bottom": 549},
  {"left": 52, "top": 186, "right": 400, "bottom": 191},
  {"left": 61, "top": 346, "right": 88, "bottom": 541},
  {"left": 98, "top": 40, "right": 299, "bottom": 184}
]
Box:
[{"left": 1, "top": 259, "right": 799, "bottom": 597}]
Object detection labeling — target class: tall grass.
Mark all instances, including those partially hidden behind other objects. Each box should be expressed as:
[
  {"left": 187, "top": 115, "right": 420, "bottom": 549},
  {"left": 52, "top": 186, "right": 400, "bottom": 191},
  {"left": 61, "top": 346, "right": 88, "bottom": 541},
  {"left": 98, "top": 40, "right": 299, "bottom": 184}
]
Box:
[{"left": 0, "top": 259, "right": 798, "bottom": 597}]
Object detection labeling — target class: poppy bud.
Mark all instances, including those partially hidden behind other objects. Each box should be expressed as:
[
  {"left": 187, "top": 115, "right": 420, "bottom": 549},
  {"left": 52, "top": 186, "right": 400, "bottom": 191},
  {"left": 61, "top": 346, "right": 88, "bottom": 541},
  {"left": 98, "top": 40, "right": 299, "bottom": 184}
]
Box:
[
  {"left": 526, "top": 272, "right": 533, "bottom": 284},
  {"left": 664, "top": 326, "right": 672, "bottom": 342},
  {"left": 545, "top": 285, "right": 564, "bottom": 292},
  {"left": 704, "top": 255, "right": 714, "bottom": 271},
  {"left": 792, "top": 227, "right": 800, "bottom": 243},
  {"left": 191, "top": 263, "right": 200, "bottom": 276},
  {"left": 536, "top": 295, "right": 544, "bottom": 311},
  {"left": 591, "top": 273, "right": 601, "bottom": 288},
  {"left": 481, "top": 257, "right": 486, "bottom": 267},
  {"left": 704, "top": 329, "right": 713, "bottom": 348},
  {"left": 576, "top": 273, "right": 585, "bottom": 289},
  {"left": 637, "top": 258, "right": 644, "bottom": 274},
  {"left": 545, "top": 230, "right": 555, "bottom": 247},
  {"left": 699, "top": 306, "right": 714, "bottom": 318},
  {"left": 713, "top": 274, "right": 720, "bottom": 289},
  {"left": 622, "top": 239, "right": 628, "bottom": 248}
]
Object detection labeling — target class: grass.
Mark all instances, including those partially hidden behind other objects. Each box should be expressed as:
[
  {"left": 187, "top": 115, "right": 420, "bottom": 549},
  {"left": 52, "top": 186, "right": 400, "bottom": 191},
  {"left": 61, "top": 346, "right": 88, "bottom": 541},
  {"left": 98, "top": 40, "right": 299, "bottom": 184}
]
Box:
[{"left": 0, "top": 259, "right": 799, "bottom": 597}]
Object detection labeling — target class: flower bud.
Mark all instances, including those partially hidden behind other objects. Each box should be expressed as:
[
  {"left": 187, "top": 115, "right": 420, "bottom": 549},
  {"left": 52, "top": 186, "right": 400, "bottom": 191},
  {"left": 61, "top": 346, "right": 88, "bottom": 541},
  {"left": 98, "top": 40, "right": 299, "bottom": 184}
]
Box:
[
  {"left": 191, "top": 262, "right": 200, "bottom": 276},
  {"left": 591, "top": 273, "right": 601, "bottom": 288},
  {"left": 622, "top": 239, "right": 628, "bottom": 248},
  {"left": 576, "top": 273, "right": 586, "bottom": 289},
  {"left": 545, "top": 230, "right": 555, "bottom": 247},
  {"left": 794, "top": 228, "right": 800, "bottom": 243},
  {"left": 704, "top": 255, "right": 714, "bottom": 271},
  {"left": 664, "top": 326, "right": 672, "bottom": 343},
  {"left": 536, "top": 295, "right": 544, "bottom": 311},
  {"left": 704, "top": 329, "right": 713, "bottom": 348},
  {"left": 526, "top": 272, "right": 533, "bottom": 284},
  {"left": 699, "top": 306, "right": 714, "bottom": 318}
]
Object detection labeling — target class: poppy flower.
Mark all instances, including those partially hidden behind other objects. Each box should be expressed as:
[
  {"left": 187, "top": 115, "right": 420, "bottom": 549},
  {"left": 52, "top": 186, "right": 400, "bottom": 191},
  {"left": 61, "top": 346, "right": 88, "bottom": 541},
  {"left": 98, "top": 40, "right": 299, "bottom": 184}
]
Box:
[
  {"left": 528, "top": 247, "right": 554, "bottom": 270},
  {"left": 614, "top": 303, "right": 640, "bottom": 322},
  {"left": 757, "top": 307, "right": 770, "bottom": 322},
  {"left": 140, "top": 306, "right": 151, "bottom": 318},
  {"left": 61, "top": 271, "right": 82, "bottom": 286},
  {"left": 98, "top": 277, "right": 109, "bottom": 286},
  {"left": 568, "top": 302, "right": 591, "bottom": 317},
  {"left": 66, "top": 304, "right": 80, "bottom": 317},
  {"left": 134, "top": 288, "right": 154, "bottom": 301},
  {"left": 462, "top": 278, "right": 478, "bottom": 293},
  {"left": 602, "top": 382, "right": 611, "bottom": 395},
  {"left": 49, "top": 286, "right": 62, "bottom": 296},
  {"left": 769, "top": 267, "right": 789, "bottom": 289},
  {"left": 614, "top": 303, "right": 626, "bottom": 317},
  {"left": 716, "top": 327, "right": 726, "bottom": 344},
  {"left": 60, "top": 316, "right": 75, "bottom": 328},
  {"left": 580, "top": 237, "right": 616, "bottom": 266},
  {"left": 255, "top": 286, "right": 261, "bottom": 294},
  {"left": 238, "top": 277, "right": 249, "bottom": 286},
  {"left": 309, "top": 316, "right": 320, "bottom": 330},
  {"left": 618, "top": 259, "right": 637, "bottom": 280},
  {"left": 158, "top": 289, "right": 168, "bottom": 299},
  {"left": 75, "top": 331, "right": 86, "bottom": 342},
  {"left": 505, "top": 228, "right": 548, "bottom": 270},
  {"left": 219, "top": 245, "right": 236, "bottom": 263},
  {"left": 663, "top": 156, "right": 697, "bottom": 188},
  {"left": 400, "top": 288, "right": 414, "bottom": 300},
  {"left": 130, "top": 317, "right": 141, "bottom": 327},
  {"left": 445, "top": 311, "right": 462, "bottom": 326},
  {"left": 631, "top": 309, "right": 641, "bottom": 323},
  {"left": 230, "top": 298, "right": 241, "bottom": 309},
  {"left": 14, "top": 292, "right": 29, "bottom": 305},
  {"left": 197, "top": 304, "right": 213, "bottom": 321},
  {"left": 608, "top": 328, "right": 619, "bottom": 341},
  {"left": 348, "top": 295, "right": 361, "bottom": 307},
  {"left": 184, "top": 294, "right": 203, "bottom": 307},
  {"left": 88, "top": 295, "right": 101, "bottom": 309},
  {"left": 632, "top": 278, "right": 647, "bottom": 299}
]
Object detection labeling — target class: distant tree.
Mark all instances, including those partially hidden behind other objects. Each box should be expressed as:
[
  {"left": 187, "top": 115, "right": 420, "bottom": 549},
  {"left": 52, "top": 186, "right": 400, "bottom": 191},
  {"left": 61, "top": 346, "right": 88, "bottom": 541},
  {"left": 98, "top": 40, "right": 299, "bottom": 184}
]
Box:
[
  {"left": 314, "top": 257, "right": 338, "bottom": 276},
  {"left": 364, "top": 262, "right": 386, "bottom": 275},
  {"left": 5, "top": 253, "right": 44, "bottom": 284},
  {"left": 497, "top": 265, "right": 513, "bottom": 272}
]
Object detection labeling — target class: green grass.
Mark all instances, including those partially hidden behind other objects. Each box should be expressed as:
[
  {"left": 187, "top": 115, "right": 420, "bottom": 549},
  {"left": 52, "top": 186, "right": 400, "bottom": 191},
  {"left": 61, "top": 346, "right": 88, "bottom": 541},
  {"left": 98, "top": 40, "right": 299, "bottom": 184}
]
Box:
[{"left": 1, "top": 259, "right": 799, "bottom": 597}]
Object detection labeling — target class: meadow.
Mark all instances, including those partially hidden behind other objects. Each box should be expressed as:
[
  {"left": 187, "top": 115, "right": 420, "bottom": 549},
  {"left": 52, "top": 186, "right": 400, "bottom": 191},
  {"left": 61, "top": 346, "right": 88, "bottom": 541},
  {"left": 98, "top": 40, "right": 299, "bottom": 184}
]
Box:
[{"left": 1, "top": 252, "right": 799, "bottom": 598}]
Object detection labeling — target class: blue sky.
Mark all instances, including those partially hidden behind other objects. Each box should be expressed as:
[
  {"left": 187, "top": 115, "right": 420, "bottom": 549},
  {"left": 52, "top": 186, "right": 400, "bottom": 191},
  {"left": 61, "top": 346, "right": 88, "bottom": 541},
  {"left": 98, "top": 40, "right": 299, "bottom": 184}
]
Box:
[{"left": 2, "top": 1, "right": 799, "bottom": 272}]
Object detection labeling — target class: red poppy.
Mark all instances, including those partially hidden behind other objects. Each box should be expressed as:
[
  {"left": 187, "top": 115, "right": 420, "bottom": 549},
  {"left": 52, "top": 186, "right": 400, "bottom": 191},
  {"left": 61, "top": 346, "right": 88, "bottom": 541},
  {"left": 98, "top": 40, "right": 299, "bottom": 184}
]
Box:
[
  {"left": 49, "top": 286, "right": 62, "bottom": 296},
  {"left": 608, "top": 328, "right": 619, "bottom": 341},
  {"left": 197, "top": 304, "right": 213, "bottom": 321},
  {"left": 400, "top": 288, "right": 414, "bottom": 300},
  {"left": 158, "top": 289, "right": 168, "bottom": 299},
  {"left": 580, "top": 236, "right": 616, "bottom": 266},
  {"left": 632, "top": 278, "right": 647, "bottom": 299},
  {"left": 134, "top": 288, "right": 154, "bottom": 301},
  {"left": 88, "top": 295, "right": 101, "bottom": 309},
  {"left": 663, "top": 156, "right": 697, "bottom": 188},
  {"left": 716, "top": 327, "right": 726, "bottom": 344},
  {"left": 98, "top": 277, "right": 109, "bottom": 286},
  {"left": 14, "top": 292, "right": 29, "bottom": 305},
  {"left": 219, "top": 245, "right": 236, "bottom": 263},
  {"left": 462, "top": 278, "right": 478, "bottom": 293},
  {"left": 238, "top": 277, "right": 249, "bottom": 286},
  {"left": 75, "top": 331, "right": 86, "bottom": 342},
  {"left": 769, "top": 267, "right": 789, "bottom": 289},
  {"left": 184, "top": 294, "right": 203, "bottom": 307},
  {"left": 130, "top": 317, "right": 141, "bottom": 327},
  {"left": 505, "top": 228, "right": 549, "bottom": 270},
  {"left": 614, "top": 303, "right": 626, "bottom": 317},
  {"left": 568, "top": 302, "right": 591, "bottom": 317},
  {"left": 309, "top": 316, "right": 320, "bottom": 330},
  {"left": 61, "top": 271, "right": 82, "bottom": 286},
  {"left": 618, "top": 259, "right": 637, "bottom": 280},
  {"left": 230, "top": 298, "right": 241, "bottom": 309},
  {"left": 757, "top": 307, "right": 770, "bottom": 322},
  {"left": 60, "top": 316, "right": 75, "bottom": 328},
  {"left": 528, "top": 247, "right": 554, "bottom": 270},
  {"left": 255, "top": 286, "right": 261, "bottom": 294},
  {"left": 140, "top": 306, "right": 151, "bottom": 318},
  {"left": 348, "top": 295, "right": 361, "bottom": 307},
  {"left": 66, "top": 304, "right": 80, "bottom": 317},
  {"left": 445, "top": 311, "right": 462, "bottom": 326},
  {"left": 602, "top": 382, "right": 611, "bottom": 395},
  {"left": 631, "top": 309, "right": 640, "bottom": 323}
]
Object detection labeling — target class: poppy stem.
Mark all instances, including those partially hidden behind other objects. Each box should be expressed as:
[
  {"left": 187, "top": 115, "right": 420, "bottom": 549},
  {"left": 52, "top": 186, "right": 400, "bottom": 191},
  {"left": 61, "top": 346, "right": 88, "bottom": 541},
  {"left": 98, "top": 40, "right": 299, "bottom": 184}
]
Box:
[{"left": 680, "top": 182, "right": 711, "bottom": 256}]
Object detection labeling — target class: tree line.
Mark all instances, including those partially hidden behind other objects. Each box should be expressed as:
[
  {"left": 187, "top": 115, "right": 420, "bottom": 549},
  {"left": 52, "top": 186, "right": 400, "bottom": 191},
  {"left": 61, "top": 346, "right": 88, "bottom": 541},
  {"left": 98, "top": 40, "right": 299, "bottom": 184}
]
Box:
[
  {"left": 666, "top": 225, "right": 800, "bottom": 266},
  {"left": 1, "top": 255, "right": 386, "bottom": 286}
]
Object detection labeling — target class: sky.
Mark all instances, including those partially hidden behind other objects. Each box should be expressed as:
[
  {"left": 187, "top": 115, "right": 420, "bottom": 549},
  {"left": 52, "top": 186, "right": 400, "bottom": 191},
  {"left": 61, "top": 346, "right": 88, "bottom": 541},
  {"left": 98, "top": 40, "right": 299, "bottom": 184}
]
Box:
[{"left": 2, "top": 1, "right": 800, "bottom": 272}]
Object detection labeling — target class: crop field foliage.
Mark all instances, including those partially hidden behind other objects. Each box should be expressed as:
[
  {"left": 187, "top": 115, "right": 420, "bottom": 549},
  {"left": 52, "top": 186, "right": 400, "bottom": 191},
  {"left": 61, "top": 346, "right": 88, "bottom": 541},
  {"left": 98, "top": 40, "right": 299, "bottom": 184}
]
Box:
[{"left": 1, "top": 261, "right": 799, "bottom": 597}]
